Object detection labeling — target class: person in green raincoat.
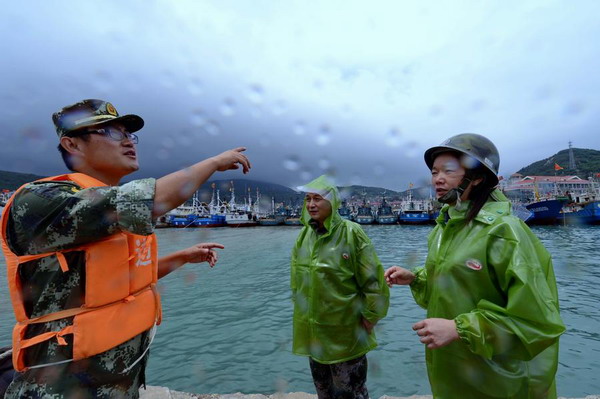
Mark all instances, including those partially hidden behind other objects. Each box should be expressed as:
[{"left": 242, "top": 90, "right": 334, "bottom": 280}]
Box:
[
  {"left": 385, "top": 133, "right": 565, "bottom": 399},
  {"left": 291, "top": 175, "right": 389, "bottom": 399}
]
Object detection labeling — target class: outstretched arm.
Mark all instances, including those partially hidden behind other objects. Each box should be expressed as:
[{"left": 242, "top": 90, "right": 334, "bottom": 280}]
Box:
[
  {"left": 157, "top": 242, "right": 225, "bottom": 279},
  {"left": 153, "top": 147, "right": 251, "bottom": 218}
]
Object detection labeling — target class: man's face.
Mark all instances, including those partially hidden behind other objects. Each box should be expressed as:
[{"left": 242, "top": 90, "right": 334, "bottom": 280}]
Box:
[
  {"left": 305, "top": 192, "right": 332, "bottom": 224},
  {"left": 431, "top": 152, "right": 466, "bottom": 199},
  {"left": 77, "top": 123, "right": 139, "bottom": 177}
]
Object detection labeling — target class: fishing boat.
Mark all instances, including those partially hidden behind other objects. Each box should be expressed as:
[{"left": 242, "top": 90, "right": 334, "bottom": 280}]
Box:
[
  {"left": 375, "top": 195, "right": 397, "bottom": 224},
  {"left": 258, "top": 197, "right": 286, "bottom": 226},
  {"left": 524, "top": 198, "right": 567, "bottom": 225},
  {"left": 223, "top": 183, "right": 259, "bottom": 227},
  {"left": 557, "top": 192, "right": 600, "bottom": 225},
  {"left": 355, "top": 197, "right": 374, "bottom": 225},
  {"left": 398, "top": 189, "right": 432, "bottom": 224},
  {"left": 338, "top": 200, "right": 353, "bottom": 221}
]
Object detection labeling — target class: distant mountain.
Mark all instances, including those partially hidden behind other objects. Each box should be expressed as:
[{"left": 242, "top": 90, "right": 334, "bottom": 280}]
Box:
[
  {"left": 0, "top": 170, "right": 422, "bottom": 205},
  {"left": 517, "top": 148, "right": 600, "bottom": 178},
  {"left": 0, "top": 170, "right": 46, "bottom": 190}
]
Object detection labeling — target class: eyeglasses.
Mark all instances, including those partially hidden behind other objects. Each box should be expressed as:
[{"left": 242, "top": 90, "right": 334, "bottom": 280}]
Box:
[
  {"left": 89, "top": 127, "right": 139, "bottom": 144},
  {"left": 68, "top": 127, "right": 138, "bottom": 144}
]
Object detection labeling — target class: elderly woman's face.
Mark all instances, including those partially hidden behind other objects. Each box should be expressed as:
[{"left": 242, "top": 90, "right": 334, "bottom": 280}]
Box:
[
  {"left": 305, "top": 193, "right": 332, "bottom": 224},
  {"left": 431, "top": 153, "right": 466, "bottom": 200}
]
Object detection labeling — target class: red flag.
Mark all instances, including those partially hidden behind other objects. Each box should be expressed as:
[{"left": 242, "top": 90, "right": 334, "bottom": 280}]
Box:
[{"left": 554, "top": 163, "right": 563, "bottom": 171}]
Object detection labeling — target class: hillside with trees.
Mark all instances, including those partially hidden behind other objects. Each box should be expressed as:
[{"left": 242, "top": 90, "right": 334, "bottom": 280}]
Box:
[{"left": 517, "top": 148, "right": 600, "bottom": 178}]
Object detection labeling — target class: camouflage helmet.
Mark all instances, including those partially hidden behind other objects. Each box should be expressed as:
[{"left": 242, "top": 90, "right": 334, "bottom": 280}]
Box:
[
  {"left": 52, "top": 99, "right": 144, "bottom": 138},
  {"left": 424, "top": 133, "right": 500, "bottom": 186}
]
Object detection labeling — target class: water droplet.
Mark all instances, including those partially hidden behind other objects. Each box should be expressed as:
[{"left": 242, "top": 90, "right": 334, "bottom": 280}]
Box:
[
  {"left": 220, "top": 98, "right": 236, "bottom": 116},
  {"left": 176, "top": 131, "right": 193, "bottom": 146},
  {"left": 157, "top": 148, "right": 170, "bottom": 160},
  {"left": 259, "top": 134, "right": 271, "bottom": 147},
  {"left": 373, "top": 164, "right": 385, "bottom": 176},
  {"left": 293, "top": 121, "right": 307, "bottom": 136},
  {"left": 283, "top": 156, "right": 300, "bottom": 171},
  {"left": 203, "top": 120, "right": 220, "bottom": 136},
  {"left": 316, "top": 124, "right": 331, "bottom": 146},
  {"left": 318, "top": 158, "right": 330, "bottom": 170},
  {"left": 429, "top": 104, "right": 443, "bottom": 116},
  {"left": 160, "top": 70, "right": 176, "bottom": 88},
  {"left": 300, "top": 170, "right": 312, "bottom": 181},
  {"left": 386, "top": 127, "right": 401, "bottom": 147},
  {"left": 188, "top": 78, "right": 203, "bottom": 96},
  {"left": 247, "top": 84, "right": 264, "bottom": 104},
  {"left": 405, "top": 141, "right": 419, "bottom": 158},
  {"left": 471, "top": 99, "right": 486, "bottom": 112},
  {"left": 350, "top": 174, "right": 363, "bottom": 185},
  {"left": 161, "top": 137, "right": 175, "bottom": 149},
  {"left": 190, "top": 109, "right": 207, "bottom": 127},
  {"left": 272, "top": 100, "right": 287, "bottom": 115},
  {"left": 340, "top": 104, "right": 353, "bottom": 119},
  {"left": 93, "top": 70, "right": 112, "bottom": 93},
  {"left": 19, "top": 126, "right": 44, "bottom": 141},
  {"left": 564, "top": 101, "right": 584, "bottom": 116},
  {"left": 251, "top": 105, "right": 263, "bottom": 119}
]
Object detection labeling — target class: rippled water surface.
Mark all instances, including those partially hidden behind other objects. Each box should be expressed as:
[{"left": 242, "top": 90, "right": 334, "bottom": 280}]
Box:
[{"left": 1, "top": 225, "right": 599, "bottom": 396}]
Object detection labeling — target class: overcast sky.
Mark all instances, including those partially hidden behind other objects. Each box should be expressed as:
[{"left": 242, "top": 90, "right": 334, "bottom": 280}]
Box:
[{"left": 1, "top": 1, "right": 599, "bottom": 191}]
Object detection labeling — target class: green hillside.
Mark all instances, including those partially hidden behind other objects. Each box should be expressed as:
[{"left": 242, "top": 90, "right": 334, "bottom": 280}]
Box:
[
  {"left": 0, "top": 170, "right": 46, "bottom": 190},
  {"left": 517, "top": 148, "right": 600, "bottom": 178}
]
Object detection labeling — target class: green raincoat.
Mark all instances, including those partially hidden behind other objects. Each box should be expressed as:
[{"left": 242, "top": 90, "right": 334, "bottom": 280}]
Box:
[
  {"left": 411, "top": 190, "right": 565, "bottom": 399},
  {"left": 291, "top": 176, "right": 390, "bottom": 364}
]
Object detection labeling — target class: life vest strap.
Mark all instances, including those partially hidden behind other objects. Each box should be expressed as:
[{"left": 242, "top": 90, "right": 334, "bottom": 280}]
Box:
[
  {"left": 17, "top": 251, "right": 70, "bottom": 273},
  {"left": 23, "top": 286, "right": 154, "bottom": 325},
  {"left": 18, "top": 325, "right": 74, "bottom": 350}
]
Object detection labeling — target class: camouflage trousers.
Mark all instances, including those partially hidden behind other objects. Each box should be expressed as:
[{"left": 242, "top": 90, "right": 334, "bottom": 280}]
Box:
[{"left": 309, "top": 355, "right": 369, "bottom": 399}]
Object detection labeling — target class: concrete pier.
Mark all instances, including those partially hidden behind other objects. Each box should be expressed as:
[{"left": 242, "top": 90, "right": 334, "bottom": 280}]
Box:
[{"left": 139, "top": 386, "right": 600, "bottom": 399}]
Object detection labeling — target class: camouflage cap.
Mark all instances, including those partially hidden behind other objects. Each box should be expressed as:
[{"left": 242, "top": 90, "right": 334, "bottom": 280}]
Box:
[{"left": 52, "top": 99, "right": 144, "bottom": 137}]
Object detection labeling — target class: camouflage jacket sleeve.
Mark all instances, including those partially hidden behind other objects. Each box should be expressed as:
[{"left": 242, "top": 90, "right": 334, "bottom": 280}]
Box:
[{"left": 7, "top": 178, "right": 156, "bottom": 255}]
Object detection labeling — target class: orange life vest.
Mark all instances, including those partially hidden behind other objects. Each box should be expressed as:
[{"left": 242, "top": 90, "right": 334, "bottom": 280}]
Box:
[{"left": 0, "top": 173, "right": 162, "bottom": 372}]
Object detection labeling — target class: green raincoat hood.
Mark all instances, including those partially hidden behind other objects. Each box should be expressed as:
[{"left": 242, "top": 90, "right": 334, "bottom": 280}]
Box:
[{"left": 297, "top": 175, "right": 342, "bottom": 232}]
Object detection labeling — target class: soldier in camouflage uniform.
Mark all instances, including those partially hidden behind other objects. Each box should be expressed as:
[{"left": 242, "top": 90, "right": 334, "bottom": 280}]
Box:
[{"left": 2, "top": 99, "right": 251, "bottom": 398}]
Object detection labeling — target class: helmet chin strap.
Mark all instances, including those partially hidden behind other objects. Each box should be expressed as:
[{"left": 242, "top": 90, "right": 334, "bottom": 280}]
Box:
[{"left": 438, "top": 177, "right": 472, "bottom": 204}]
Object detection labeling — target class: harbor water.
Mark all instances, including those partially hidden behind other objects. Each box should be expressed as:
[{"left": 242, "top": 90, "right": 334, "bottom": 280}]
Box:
[{"left": 1, "top": 225, "right": 599, "bottom": 397}]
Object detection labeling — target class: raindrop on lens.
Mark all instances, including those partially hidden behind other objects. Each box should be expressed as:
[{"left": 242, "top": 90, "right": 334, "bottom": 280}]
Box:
[
  {"left": 272, "top": 100, "right": 288, "bottom": 115},
  {"left": 161, "top": 138, "right": 175, "bottom": 149},
  {"left": 283, "top": 156, "right": 300, "bottom": 171},
  {"left": 405, "top": 141, "right": 419, "bottom": 158},
  {"left": 190, "top": 109, "right": 207, "bottom": 127},
  {"left": 247, "top": 84, "right": 264, "bottom": 104},
  {"left": 429, "top": 104, "right": 443, "bottom": 116},
  {"left": 157, "top": 149, "right": 170, "bottom": 160},
  {"left": 373, "top": 164, "right": 385, "bottom": 176},
  {"left": 203, "top": 121, "right": 220, "bottom": 136},
  {"left": 350, "top": 174, "right": 362, "bottom": 185},
  {"left": 300, "top": 170, "right": 312, "bottom": 181},
  {"left": 340, "top": 104, "right": 353, "bottom": 119},
  {"left": 386, "top": 127, "right": 401, "bottom": 147},
  {"left": 461, "top": 154, "right": 479, "bottom": 169},
  {"left": 293, "top": 121, "right": 307, "bottom": 136},
  {"left": 220, "top": 98, "right": 236, "bottom": 116},
  {"left": 318, "top": 158, "right": 330, "bottom": 170},
  {"left": 188, "top": 78, "right": 203, "bottom": 95},
  {"left": 160, "top": 70, "right": 176, "bottom": 88},
  {"left": 251, "top": 105, "right": 263, "bottom": 119},
  {"left": 316, "top": 124, "right": 331, "bottom": 146}
]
